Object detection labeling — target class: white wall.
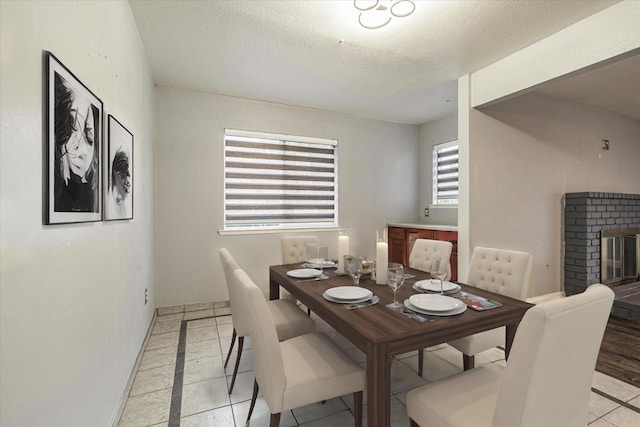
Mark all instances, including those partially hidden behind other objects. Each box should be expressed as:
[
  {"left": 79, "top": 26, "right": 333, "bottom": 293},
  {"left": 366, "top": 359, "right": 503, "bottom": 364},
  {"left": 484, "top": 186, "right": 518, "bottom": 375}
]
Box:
[
  {"left": 155, "top": 86, "right": 419, "bottom": 306},
  {"left": 419, "top": 114, "right": 458, "bottom": 226},
  {"left": 0, "top": 2, "right": 155, "bottom": 426},
  {"left": 468, "top": 92, "right": 640, "bottom": 297}
]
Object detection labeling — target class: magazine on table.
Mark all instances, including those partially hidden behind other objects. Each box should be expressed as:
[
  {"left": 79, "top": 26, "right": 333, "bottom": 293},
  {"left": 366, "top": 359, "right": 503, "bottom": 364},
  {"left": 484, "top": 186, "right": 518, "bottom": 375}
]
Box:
[{"left": 454, "top": 291, "right": 503, "bottom": 311}]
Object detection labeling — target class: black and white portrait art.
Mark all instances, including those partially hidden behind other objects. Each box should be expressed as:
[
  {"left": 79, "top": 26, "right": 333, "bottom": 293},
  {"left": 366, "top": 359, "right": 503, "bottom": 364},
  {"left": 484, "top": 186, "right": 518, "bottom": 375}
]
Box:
[
  {"left": 46, "top": 52, "right": 103, "bottom": 224},
  {"left": 105, "top": 115, "right": 133, "bottom": 221}
]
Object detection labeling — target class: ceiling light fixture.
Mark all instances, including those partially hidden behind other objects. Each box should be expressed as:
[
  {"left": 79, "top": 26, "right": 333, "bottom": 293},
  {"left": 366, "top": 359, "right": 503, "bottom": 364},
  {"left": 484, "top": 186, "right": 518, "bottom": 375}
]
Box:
[{"left": 354, "top": 0, "right": 415, "bottom": 30}]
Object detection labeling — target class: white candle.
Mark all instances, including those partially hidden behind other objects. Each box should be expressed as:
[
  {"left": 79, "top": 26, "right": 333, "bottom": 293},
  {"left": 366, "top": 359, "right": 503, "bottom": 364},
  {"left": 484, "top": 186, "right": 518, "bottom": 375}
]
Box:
[
  {"left": 337, "top": 235, "right": 349, "bottom": 274},
  {"left": 376, "top": 241, "right": 388, "bottom": 285}
]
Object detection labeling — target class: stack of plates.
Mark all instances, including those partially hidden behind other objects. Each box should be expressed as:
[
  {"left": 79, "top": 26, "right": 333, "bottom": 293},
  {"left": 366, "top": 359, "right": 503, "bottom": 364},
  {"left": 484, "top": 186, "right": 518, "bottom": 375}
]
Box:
[
  {"left": 404, "top": 294, "right": 467, "bottom": 316},
  {"left": 304, "top": 259, "right": 337, "bottom": 269},
  {"left": 286, "top": 268, "right": 323, "bottom": 279},
  {"left": 413, "top": 279, "right": 461, "bottom": 294},
  {"left": 323, "top": 286, "right": 373, "bottom": 304}
]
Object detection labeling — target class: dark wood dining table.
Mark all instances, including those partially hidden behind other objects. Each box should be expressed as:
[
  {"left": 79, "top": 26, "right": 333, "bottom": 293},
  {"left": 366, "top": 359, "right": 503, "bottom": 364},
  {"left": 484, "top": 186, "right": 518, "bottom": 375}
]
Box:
[{"left": 269, "top": 264, "right": 533, "bottom": 427}]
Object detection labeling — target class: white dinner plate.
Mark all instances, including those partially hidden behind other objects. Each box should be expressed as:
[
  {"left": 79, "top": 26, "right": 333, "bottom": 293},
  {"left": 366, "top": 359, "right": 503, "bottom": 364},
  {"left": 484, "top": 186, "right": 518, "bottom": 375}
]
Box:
[
  {"left": 415, "top": 280, "right": 460, "bottom": 293},
  {"left": 412, "top": 283, "right": 461, "bottom": 295},
  {"left": 323, "top": 292, "right": 373, "bottom": 304},
  {"left": 286, "top": 268, "right": 323, "bottom": 279},
  {"left": 324, "top": 286, "right": 373, "bottom": 301},
  {"left": 409, "top": 294, "right": 465, "bottom": 312},
  {"left": 404, "top": 299, "right": 467, "bottom": 316},
  {"left": 304, "top": 259, "right": 337, "bottom": 269}
]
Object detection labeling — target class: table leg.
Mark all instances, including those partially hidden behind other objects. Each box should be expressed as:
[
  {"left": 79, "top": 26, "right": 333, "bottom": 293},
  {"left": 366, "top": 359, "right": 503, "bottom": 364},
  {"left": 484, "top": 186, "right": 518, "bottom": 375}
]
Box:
[
  {"left": 505, "top": 321, "right": 520, "bottom": 360},
  {"left": 366, "top": 342, "right": 391, "bottom": 427},
  {"left": 269, "top": 275, "right": 280, "bottom": 301}
]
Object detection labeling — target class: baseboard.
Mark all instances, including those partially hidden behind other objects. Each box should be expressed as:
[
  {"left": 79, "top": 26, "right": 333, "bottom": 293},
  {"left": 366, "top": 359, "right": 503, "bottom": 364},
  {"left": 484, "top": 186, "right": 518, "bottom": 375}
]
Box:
[{"left": 109, "top": 309, "right": 158, "bottom": 427}]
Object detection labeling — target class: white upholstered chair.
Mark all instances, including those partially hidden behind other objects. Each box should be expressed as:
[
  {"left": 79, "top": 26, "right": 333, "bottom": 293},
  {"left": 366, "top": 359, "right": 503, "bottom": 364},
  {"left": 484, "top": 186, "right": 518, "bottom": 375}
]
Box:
[
  {"left": 406, "top": 284, "right": 614, "bottom": 427},
  {"left": 281, "top": 235, "right": 319, "bottom": 265},
  {"left": 410, "top": 239, "right": 453, "bottom": 376},
  {"left": 409, "top": 238, "right": 453, "bottom": 280},
  {"left": 235, "top": 269, "right": 365, "bottom": 427},
  {"left": 448, "top": 246, "right": 533, "bottom": 370},
  {"left": 219, "top": 248, "right": 315, "bottom": 393},
  {"left": 280, "top": 235, "right": 319, "bottom": 312}
]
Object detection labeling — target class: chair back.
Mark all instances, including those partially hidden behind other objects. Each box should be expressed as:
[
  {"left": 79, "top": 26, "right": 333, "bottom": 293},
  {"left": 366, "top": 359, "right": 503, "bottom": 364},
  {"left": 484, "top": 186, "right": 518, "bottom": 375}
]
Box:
[
  {"left": 219, "top": 248, "right": 250, "bottom": 336},
  {"left": 467, "top": 247, "right": 532, "bottom": 299},
  {"left": 281, "top": 236, "right": 319, "bottom": 264},
  {"left": 493, "top": 284, "right": 614, "bottom": 427},
  {"left": 234, "top": 269, "right": 287, "bottom": 412},
  {"left": 408, "top": 239, "right": 453, "bottom": 280}
]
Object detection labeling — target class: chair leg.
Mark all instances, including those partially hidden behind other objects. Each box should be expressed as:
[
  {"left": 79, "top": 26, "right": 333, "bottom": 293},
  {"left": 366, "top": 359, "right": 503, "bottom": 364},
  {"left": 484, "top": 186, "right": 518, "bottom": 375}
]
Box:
[
  {"left": 246, "top": 379, "right": 259, "bottom": 425},
  {"left": 418, "top": 349, "right": 424, "bottom": 377},
  {"left": 228, "top": 336, "right": 244, "bottom": 393},
  {"left": 463, "top": 353, "right": 475, "bottom": 371},
  {"left": 224, "top": 328, "right": 237, "bottom": 369},
  {"left": 410, "top": 418, "right": 420, "bottom": 427},
  {"left": 270, "top": 413, "right": 281, "bottom": 427},
  {"left": 353, "top": 391, "right": 363, "bottom": 427}
]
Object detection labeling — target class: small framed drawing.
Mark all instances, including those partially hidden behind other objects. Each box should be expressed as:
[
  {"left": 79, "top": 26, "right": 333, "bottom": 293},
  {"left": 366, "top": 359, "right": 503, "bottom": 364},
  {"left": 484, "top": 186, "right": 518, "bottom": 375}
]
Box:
[
  {"left": 105, "top": 115, "right": 133, "bottom": 221},
  {"left": 46, "top": 51, "right": 103, "bottom": 224}
]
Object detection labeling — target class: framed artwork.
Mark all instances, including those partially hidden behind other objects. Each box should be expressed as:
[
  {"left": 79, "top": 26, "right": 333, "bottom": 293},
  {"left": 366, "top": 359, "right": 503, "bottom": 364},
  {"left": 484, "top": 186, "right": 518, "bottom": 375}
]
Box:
[
  {"left": 45, "top": 51, "right": 103, "bottom": 224},
  {"left": 105, "top": 115, "right": 133, "bottom": 221}
]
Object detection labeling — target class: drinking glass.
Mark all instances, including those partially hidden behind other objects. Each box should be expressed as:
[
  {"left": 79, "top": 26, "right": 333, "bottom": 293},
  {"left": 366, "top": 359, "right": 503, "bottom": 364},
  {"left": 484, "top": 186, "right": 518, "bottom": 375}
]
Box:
[
  {"left": 430, "top": 258, "right": 447, "bottom": 294},
  {"left": 305, "top": 243, "right": 321, "bottom": 274},
  {"left": 318, "top": 246, "right": 329, "bottom": 262},
  {"left": 346, "top": 256, "right": 364, "bottom": 285},
  {"left": 385, "top": 263, "right": 405, "bottom": 309},
  {"left": 304, "top": 243, "right": 318, "bottom": 263}
]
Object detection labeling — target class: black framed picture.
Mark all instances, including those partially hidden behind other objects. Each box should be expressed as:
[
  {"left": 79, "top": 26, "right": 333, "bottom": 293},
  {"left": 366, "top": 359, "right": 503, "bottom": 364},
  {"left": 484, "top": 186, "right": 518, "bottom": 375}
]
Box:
[
  {"left": 45, "top": 51, "right": 103, "bottom": 224},
  {"left": 105, "top": 115, "right": 133, "bottom": 221}
]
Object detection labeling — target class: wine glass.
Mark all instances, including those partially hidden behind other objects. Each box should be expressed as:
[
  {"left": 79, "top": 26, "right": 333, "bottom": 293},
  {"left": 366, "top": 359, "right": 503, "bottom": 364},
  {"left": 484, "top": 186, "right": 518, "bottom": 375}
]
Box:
[
  {"left": 385, "top": 263, "right": 405, "bottom": 310},
  {"left": 430, "top": 258, "right": 447, "bottom": 294},
  {"left": 346, "top": 256, "right": 363, "bottom": 285}
]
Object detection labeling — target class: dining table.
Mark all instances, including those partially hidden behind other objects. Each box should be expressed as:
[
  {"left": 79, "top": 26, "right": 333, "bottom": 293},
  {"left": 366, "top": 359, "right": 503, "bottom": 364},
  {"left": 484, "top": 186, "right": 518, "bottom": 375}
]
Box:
[{"left": 269, "top": 264, "right": 533, "bottom": 427}]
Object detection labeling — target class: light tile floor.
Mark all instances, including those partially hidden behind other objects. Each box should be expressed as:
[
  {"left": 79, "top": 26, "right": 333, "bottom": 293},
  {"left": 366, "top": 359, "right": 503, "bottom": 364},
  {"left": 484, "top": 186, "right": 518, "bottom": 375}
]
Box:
[{"left": 117, "top": 303, "right": 640, "bottom": 427}]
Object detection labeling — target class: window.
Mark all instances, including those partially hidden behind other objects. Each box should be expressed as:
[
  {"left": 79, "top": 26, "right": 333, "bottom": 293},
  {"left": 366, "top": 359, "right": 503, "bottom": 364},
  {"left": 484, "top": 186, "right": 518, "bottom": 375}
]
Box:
[
  {"left": 224, "top": 129, "right": 338, "bottom": 230},
  {"left": 432, "top": 140, "right": 458, "bottom": 205}
]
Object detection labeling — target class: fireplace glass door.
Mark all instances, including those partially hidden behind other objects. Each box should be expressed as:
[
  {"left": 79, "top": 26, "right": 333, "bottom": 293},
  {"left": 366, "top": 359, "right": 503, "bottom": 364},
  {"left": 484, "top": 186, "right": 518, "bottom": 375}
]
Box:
[
  {"left": 603, "top": 236, "right": 622, "bottom": 284},
  {"left": 623, "top": 235, "right": 638, "bottom": 279},
  {"left": 601, "top": 232, "right": 639, "bottom": 285}
]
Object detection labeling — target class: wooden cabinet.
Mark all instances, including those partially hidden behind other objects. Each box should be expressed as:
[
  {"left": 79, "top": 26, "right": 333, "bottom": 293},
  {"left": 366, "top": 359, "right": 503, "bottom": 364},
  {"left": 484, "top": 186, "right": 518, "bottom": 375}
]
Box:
[{"left": 388, "top": 226, "right": 458, "bottom": 281}]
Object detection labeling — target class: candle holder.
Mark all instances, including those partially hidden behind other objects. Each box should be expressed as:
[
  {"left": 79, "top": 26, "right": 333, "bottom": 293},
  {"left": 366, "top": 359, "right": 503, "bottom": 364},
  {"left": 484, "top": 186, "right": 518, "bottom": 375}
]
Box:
[
  {"left": 336, "top": 231, "right": 350, "bottom": 275},
  {"left": 375, "top": 228, "right": 388, "bottom": 285}
]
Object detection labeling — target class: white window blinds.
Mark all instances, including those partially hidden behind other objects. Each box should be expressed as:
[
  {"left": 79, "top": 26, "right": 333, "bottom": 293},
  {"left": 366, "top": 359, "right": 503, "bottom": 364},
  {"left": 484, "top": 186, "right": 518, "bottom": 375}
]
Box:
[
  {"left": 432, "top": 140, "right": 459, "bottom": 205},
  {"left": 224, "top": 129, "right": 338, "bottom": 230}
]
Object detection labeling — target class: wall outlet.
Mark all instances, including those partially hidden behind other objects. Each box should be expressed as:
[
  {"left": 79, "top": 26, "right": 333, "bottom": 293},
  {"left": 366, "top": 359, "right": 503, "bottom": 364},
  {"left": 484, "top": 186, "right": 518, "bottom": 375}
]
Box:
[
  {"left": 145, "top": 288, "right": 148, "bottom": 305},
  {"left": 424, "top": 208, "right": 429, "bottom": 217}
]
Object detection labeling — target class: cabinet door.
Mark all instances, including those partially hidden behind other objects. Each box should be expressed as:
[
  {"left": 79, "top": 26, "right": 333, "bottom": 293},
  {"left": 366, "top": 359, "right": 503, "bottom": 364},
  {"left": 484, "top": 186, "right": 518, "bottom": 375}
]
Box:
[
  {"left": 435, "top": 230, "right": 458, "bottom": 281},
  {"left": 436, "top": 231, "right": 457, "bottom": 248},
  {"left": 389, "top": 236, "right": 406, "bottom": 265},
  {"left": 388, "top": 227, "right": 406, "bottom": 265}
]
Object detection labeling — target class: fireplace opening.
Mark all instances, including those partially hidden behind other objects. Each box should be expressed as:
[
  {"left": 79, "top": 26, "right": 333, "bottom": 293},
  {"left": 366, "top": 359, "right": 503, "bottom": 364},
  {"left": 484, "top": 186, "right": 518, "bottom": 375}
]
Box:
[{"left": 601, "top": 228, "right": 640, "bottom": 286}]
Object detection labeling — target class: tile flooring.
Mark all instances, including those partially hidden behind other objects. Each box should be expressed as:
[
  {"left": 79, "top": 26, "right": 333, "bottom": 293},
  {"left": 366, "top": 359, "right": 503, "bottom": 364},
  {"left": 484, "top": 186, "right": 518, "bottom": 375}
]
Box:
[{"left": 117, "top": 302, "right": 640, "bottom": 427}]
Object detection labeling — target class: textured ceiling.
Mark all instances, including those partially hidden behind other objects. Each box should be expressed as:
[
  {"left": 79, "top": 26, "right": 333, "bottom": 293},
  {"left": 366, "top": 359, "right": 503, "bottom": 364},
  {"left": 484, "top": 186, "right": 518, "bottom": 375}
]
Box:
[{"left": 129, "top": 0, "right": 627, "bottom": 125}]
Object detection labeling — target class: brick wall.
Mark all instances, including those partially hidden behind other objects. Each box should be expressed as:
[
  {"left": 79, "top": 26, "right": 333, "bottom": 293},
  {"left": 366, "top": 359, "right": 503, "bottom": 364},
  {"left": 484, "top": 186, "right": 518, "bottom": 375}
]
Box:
[{"left": 563, "top": 192, "right": 640, "bottom": 296}]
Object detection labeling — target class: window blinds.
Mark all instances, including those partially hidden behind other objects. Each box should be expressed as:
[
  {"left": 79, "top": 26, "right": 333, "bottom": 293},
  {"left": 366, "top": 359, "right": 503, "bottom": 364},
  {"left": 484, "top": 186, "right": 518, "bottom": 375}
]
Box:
[
  {"left": 224, "top": 129, "right": 338, "bottom": 229},
  {"left": 433, "top": 142, "right": 459, "bottom": 205}
]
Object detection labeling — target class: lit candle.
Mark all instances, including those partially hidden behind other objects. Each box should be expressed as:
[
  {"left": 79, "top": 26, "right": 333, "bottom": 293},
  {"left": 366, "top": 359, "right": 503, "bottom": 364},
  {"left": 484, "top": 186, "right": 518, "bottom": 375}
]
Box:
[
  {"left": 376, "top": 241, "right": 388, "bottom": 285},
  {"left": 337, "top": 235, "right": 350, "bottom": 274}
]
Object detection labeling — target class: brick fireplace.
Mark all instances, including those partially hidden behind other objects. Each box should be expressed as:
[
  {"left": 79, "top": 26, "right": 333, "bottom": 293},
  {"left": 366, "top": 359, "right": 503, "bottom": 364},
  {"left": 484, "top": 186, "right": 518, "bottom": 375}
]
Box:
[{"left": 563, "top": 192, "right": 640, "bottom": 321}]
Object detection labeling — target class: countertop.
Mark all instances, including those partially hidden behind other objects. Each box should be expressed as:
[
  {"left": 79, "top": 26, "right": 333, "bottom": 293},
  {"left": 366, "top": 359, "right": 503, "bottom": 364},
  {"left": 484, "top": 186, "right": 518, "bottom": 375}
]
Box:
[{"left": 387, "top": 223, "right": 458, "bottom": 232}]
